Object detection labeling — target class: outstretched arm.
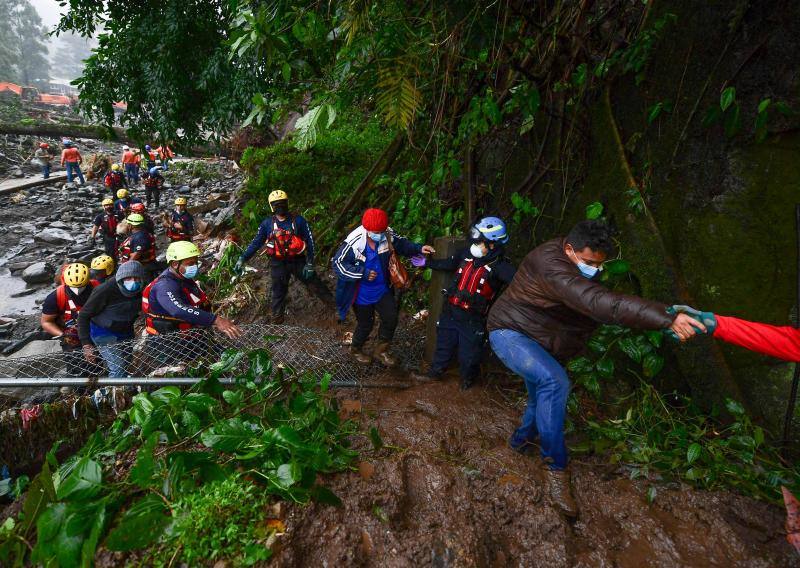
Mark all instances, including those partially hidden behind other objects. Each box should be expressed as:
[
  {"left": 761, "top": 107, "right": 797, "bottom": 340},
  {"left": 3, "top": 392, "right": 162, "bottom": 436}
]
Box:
[{"left": 715, "top": 315, "right": 800, "bottom": 362}]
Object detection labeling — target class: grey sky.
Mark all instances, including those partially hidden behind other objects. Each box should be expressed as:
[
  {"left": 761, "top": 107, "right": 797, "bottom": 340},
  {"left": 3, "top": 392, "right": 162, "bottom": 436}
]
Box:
[{"left": 29, "top": 0, "right": 67, "bottom": 31}]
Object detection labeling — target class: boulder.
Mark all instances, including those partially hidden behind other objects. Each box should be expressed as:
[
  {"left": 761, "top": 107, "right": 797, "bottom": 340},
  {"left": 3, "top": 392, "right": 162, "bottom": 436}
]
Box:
[
  {"left": 190, "top": 177, "right": 204, "bottom": 188},
  {"left": 35, "top": 227, "right": 73, "bottom": 244},
  {"left": 178, "top": 185, "right": 192, "bottom": 195},
  {"left": 21, "top": 262, "right": 51, "bottom": 284},
  {"left": 62, "top": 182, "right": 77, "bottom": 190}
]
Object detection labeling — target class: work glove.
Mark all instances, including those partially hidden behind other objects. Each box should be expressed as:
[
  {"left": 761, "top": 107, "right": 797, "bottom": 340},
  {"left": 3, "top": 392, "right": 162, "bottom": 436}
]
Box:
[
  {"left": 233, "top": 258, "right": 245, "bottom": 277},
  {"left": 302, "top": 262, "right": 316, "bottom": 281},
  {"left": 410, "top": 254, "right": 427, "bottom": 268},
  {"left": 664, "top": 305, "right": 716, "bottom": 341}
]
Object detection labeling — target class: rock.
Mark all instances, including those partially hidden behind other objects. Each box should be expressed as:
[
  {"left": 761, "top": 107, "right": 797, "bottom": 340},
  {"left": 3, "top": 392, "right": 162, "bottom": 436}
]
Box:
[
  {"left": 62, "top": 182, "right": 76, "bottom": 190},
  {"left": 49, "top": 221, "right": 69, "bottom": 230},
  {"left": 35, "top": 227, "right": 73, "bottom": 244},
  {"left": 5, "top": 338, "right": 60, "bottom": 359},
  {"left": 190, "top": 177, "right": 204, "bottom": 188},
  {"left": 178, "top": 185, "right": 192, "bottom": 195},
  {"left": 5, "top": 261, "right": 33, "bottom": 272},
  {"left": 12, "top": 168, "right": 24, "bottom": 178},
  {"left": 21, "top": 261, "right": 51, "bottom": 284}
]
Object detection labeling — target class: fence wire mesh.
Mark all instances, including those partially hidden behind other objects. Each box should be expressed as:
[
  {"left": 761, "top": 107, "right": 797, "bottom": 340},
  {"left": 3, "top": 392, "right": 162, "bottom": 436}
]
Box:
[{"left": 0, "top": 322, "right": 424, "bottom": 411}]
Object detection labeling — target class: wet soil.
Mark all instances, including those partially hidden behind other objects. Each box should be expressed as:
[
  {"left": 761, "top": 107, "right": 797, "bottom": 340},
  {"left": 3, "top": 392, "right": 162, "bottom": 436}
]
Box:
[{"left": 270, "top": 379, "right": 795, "bottom": 567}]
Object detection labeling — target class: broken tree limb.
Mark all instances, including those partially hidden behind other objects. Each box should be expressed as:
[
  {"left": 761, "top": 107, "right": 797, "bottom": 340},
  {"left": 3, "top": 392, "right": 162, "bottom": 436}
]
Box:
[{"left": 317, "top": 132, "right": 406, "bottom": 244}]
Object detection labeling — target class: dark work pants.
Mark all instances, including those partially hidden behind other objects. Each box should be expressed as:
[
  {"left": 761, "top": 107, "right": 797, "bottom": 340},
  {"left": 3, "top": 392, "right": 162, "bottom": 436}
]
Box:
[
  {"left": 352, "top": 292, "right": 398, "bottom": 348},
  {"left": 102, "top": 236, "right": 117, "bottom": 260},
  {"left": 430, "top": 308, "right": 486, "bottom": 383},
  {"left": 145, "top": 186, "right": 160, "bottom": 208},
  {"left": 270, "top": 258, "right": 333, "bottom": 316}
]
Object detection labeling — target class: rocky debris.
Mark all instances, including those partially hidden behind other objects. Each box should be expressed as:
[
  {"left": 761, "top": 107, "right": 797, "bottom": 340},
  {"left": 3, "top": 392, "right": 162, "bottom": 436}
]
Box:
[
  {"left": 21, "top": 262, "right": 51, "bottom": 284},
  {"left": 35, "top": 227, "right": 73, "bottom": 244},
  {"left": 190, "top": 177, "right": 204, "bottom": 188},
  {"left": 12, "top": 168, "right": 24, "bottom": 178}
]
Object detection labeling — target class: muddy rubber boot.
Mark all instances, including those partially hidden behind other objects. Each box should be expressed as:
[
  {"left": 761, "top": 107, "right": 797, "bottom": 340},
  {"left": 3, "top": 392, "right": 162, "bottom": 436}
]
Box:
[
  {"left": 411, "top": 370, "right": 441, "bottom": 383},
  {"left": 543, "top": 467, "right": 578, "bottom": 518},
  {"left": 350, "top": 345, "right": 372, "bottom": 365},
  {"left": 374, "top": 340, "right": 398, "bottom": 367}
]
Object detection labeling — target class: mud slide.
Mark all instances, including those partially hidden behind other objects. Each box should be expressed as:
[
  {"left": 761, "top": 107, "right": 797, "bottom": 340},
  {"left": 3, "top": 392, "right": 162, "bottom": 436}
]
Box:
[{"left": 270, "top": 379, "right": 794, "bottom": 566}]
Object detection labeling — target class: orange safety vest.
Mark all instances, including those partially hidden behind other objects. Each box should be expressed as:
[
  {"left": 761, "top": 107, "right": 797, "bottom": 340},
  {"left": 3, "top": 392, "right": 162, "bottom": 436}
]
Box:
[
  {"left": 118, "top": 232, "right": 156, "bottom": 263},
  {"left": 141, "top": 277, "right": 209, "bottom": 335},
  {"left": 55, "top": 283, "right": 98, "bottom": 345},
  {"left": 259, "top": 216, "right": 307, "bottom": 259}
]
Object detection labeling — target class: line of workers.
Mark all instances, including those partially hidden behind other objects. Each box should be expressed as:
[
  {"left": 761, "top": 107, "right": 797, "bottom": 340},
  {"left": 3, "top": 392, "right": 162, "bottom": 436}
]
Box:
[{"left": 33, "top": 140, "right": 174, "bottom": 184}]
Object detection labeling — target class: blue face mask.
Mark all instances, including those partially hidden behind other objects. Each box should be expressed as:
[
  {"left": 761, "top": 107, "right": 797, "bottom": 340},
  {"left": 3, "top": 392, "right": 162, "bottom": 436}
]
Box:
[
  {"left": 122, "top": 279, "right": 142, "bottom": 292},
  {"left": 367, "top": 231, "right": 386, "bottom": 243},
  {"left": 568, "top": 247, "right": 602, "bottom": 279},
  {"left": 182, "top": 264, "right": 199, "bottom": 279}
]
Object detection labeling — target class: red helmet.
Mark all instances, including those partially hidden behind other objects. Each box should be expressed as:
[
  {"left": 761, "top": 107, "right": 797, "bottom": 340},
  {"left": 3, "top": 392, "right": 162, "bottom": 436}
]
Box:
[
  {"left": 361, "top": 208, "right": 389, "bottom": 232},
  {"left": 39, "top": 142, "right": 49, "bottom": 148},
  {"left": 130, "top": 202, "right": 146, "bottom": 213}
]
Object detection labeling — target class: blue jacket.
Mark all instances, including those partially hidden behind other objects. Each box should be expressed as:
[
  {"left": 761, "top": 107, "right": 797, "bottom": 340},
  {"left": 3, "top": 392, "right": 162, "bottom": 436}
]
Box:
[
  {"left": 146, "top": 269, "right": 215, "bottom": 327},
  {"left": 241, "top": 214, "right": 316, "bottom": 264},
  {"left": 332, "top": 225, "right": 422, "bottom": 320}
]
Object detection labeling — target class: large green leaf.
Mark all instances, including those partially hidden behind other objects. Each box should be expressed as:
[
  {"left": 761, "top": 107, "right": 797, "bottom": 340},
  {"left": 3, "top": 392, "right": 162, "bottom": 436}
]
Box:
[
  {"left": 56, "top": 457, "right": 102, "bottom": 502},
  {"left": 201, "top": 417, "right": 260, "bottom": 452},
  {"left": 105, "top": 495, "right": 170, "bottom": 551}
]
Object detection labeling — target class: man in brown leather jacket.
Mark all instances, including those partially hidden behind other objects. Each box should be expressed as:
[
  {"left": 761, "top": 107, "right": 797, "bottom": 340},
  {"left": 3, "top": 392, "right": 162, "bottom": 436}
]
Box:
[{"left": 487, "top": 220, "right": 703, "bottom": 517}]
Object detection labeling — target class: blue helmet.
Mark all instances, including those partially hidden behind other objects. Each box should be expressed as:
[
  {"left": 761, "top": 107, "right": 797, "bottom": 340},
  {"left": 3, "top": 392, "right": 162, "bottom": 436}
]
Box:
[
  {"left": 63, "top": 139, "right": 73, "bottom": 147},
  {"left": 149, "top": 166, "right": 161, "bottom": 175},
  {"left": 145, "top": 144, "right": 152, "bottom": 151},
  {"left": 470, "top": 216, "right": 508, "bottom": 244}
]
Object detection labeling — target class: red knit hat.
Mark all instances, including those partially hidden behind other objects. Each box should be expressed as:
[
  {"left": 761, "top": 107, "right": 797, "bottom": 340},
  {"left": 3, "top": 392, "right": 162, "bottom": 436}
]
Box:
[{"left": 361, "top": 208, "right": 389, "bottom": 232}]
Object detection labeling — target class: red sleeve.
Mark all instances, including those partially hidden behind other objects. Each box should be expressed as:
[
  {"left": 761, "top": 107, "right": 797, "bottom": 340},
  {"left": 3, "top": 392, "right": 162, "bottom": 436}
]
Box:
[{"left": 714, "top": 315, "right": 800, "bottom": 362}]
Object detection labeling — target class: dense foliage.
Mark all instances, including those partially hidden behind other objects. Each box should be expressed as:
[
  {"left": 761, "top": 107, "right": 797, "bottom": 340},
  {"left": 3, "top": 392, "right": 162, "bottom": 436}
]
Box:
[
  {"left": 0, "top": 348, "right": 357, "bottom": 566},
  {"left": 0, "top": 0, "right": 50, "bottom": 87}
]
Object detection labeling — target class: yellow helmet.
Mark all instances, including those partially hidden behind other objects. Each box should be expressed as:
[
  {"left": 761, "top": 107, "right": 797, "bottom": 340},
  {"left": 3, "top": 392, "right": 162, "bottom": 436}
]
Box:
[
  {"left": 117, "top": 189, "right": 129, "bottom": 199},
  {"left": 111, "top": 163, "right": 122, "bottom": 172},
  {"left": 90, "top": 254, "right": 115, "bottom": 274},
  {"left": 174, "top": 197, "right": 188, "bottom": 206},
  {"left": 62, "top": 263, "right": 90, "bottom": 287},
  {"left": 268, "top": 189, "right": 288, "bottom": 211},
  {"left": 127, "top": 213, "right": 145, "bottom": 226},
  {"left": 166, "top": 240, "right": 201, "bottom": 262},
  {"left": 102, "top": 198, "right": 114, "bottom": 206}
]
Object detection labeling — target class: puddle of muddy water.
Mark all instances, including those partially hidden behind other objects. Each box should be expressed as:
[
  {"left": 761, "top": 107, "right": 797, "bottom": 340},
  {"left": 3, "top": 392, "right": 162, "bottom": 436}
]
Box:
[{"left": 0, "top": 268, "right": 49, "bottom": 316}]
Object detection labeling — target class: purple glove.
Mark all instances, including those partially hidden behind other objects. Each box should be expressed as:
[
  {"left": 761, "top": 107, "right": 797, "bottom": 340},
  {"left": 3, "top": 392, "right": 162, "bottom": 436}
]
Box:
[{"left": 410, "top": 254, "right": 427, "bottom": 268}]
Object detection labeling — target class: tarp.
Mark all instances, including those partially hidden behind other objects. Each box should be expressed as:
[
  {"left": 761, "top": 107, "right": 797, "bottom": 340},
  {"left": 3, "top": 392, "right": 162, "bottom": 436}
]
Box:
[
  {"left": 37, "top": 94, "right": 73, "bottom": 106},
  {"left": 0, "top": 82, "right": 23, "bottom": 96}
]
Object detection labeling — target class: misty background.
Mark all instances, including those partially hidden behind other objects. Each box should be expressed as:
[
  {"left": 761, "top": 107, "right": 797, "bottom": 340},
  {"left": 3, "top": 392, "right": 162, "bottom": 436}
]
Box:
[{"left": 1, "top": 0, "right": 95, "bottom": 91}]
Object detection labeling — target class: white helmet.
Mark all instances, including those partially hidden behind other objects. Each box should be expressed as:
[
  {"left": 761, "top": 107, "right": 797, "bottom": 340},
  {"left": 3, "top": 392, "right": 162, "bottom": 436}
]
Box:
[{"left": 122, "top": 145, "right": 130, "bottom": 150}]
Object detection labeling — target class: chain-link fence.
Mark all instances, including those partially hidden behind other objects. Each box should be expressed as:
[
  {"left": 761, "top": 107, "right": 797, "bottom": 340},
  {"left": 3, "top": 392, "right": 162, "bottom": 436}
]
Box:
[{"left": 0, "top": 322, "right": 423, "bottom": 406}]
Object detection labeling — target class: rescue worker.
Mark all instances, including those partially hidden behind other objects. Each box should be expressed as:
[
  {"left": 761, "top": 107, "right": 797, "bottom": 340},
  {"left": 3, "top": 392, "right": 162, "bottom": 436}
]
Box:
[
  {"left": 78, "top": 261, "right": 145, "bottom": 378},
  {"left": 104, "top": 163, "right": 128, "bottom": 192},
  {"left": 142, "top": 144, "right": 158, "bottom": 170},
  {"left": 89, "top": 254, "right": 115, "bottom": 284},
  {"left": 118, "top": 213, "right": 157, "bottom": 280},
  {"left": 333, "top": 207, "right": 435, "bottom": 366},
  {"left": 142, "top": 166, "right": 164, "bottom": 208},
  {"left": 40, "top": 262, "right": 102, "bottom": 376},
  {"left": 412, "top": 217, "right": 516, "bottom": 390},
  {"left": 34, "top": 142, "right": 53, "bottom": 179},
  {"left": 122, "top": 145, "right": 139, "bottom": 185},
  {"left": 113, "top": 189, "right": 142, "bottom": 220},
  {"left": 143, "top": 241, "right": 241, "bottom": 366},
  {"left": 234, "top": 189, "right": 332, "bottom": 324},
  {"left": 92, "top": 198, "right": 119, "bottom": 258},
  {"left": 486, "top": 220, "right": 704, "bottom": 517},
  {"left": 60, "top": 140, "right": 85, "bottom": 185},
  {"left": 156, "top": 144, "right": 174, "bottom": 170},
  {"left": 130, "top": 202, "right": 156, "bottom": 234},
  {"left": 167, "top": 197, "right": 194, "bottom": 242}
]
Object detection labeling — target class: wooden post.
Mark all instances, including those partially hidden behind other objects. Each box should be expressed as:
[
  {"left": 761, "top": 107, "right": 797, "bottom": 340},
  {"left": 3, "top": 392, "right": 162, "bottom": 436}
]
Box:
[{"left": 424, "top": 235, "right": 466, "bottom": 363}]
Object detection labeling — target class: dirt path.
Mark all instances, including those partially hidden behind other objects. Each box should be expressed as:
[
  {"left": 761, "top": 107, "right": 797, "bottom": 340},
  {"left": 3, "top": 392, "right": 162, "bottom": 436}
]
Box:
[{"left": 269, "top": 378, "right": 794, "bottom": 567}]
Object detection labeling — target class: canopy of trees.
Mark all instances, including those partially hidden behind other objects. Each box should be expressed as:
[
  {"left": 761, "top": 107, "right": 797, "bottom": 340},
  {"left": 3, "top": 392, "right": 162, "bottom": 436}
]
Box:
[{"left": 0, "top": 0, "right": 50, "bottom": 88}]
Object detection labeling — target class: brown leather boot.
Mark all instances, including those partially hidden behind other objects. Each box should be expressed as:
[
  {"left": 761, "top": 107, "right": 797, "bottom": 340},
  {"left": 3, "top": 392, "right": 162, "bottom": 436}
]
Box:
[
  {"left": 374, "top": 341, "right": 398, "bottom": 367},
  {"left": 350, "top": 345, "right": 372, "bottom": 365},
  {"left": 543, "top": 467, "right": 578, "bottom": 518}
]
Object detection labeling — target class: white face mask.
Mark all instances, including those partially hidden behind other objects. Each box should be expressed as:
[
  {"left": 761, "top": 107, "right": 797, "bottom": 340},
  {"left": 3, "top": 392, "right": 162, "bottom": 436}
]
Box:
[
  {"left": 470, "top": 243, "right": 486, "bottom": 258},
  {"left": 69, "top": 286, "right": 85, "bottom": 295}
]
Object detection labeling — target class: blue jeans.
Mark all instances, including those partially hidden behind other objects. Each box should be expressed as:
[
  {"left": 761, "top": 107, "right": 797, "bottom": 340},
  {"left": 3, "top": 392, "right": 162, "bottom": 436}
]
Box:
[
  {"left": 489, "top": 329, "right": 570, "bottom": 470},
  {"left": 41, "top": 163, "right": 50, "bottom": 178},
  {"left": 65, "top": 161, "right": 85, "bottom": 184},
  {"left": 91, "top": 333, "right": 133, "bottom": 378},
  {"left": 125, "top": 163, "right": 139, "bottom": 184}
]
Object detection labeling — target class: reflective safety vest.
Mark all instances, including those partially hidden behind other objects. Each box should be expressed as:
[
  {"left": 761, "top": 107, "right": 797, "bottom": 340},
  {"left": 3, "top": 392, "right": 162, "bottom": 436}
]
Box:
[
  {"left": 104, "top": 171, "right": 125, "bottom": 189},
  {"left": 447, "top": 258, "right": 497, "bottom": 314},
  {"left": 55, "top": 283, "right": 97, "bottom": 345},
  {"left": 167, "top": 211, "right": 193, "bottom": 242},
  {"left": 144, "top": 175, "right": 162, "bottom": 189},
  {"left": 141, "top": 277, "right": 209, "bottom": 335},
  {"left": 99, "top": 213, "right": 118, "bottom": 238},
  {"left": 259, "top": 216, "right": 306, "bottom": 259},
  {"left": 118, "top": 231, "right": 155, "bottom": 263}
]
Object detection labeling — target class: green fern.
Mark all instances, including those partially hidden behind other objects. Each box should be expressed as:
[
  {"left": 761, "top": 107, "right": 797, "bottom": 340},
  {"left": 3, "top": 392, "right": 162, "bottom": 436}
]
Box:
[
  {"left": 376, "top": 60, "right": 422, "bottom": 130},
  {"left": 341, "top": 0, "right": 372, "bottom": 45}
]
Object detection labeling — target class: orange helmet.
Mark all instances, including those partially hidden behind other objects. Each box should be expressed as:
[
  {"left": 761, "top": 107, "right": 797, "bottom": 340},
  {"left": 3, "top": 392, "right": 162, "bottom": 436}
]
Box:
[{"left": 130, "top": 202, "right": 146, "bottom": 214}]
